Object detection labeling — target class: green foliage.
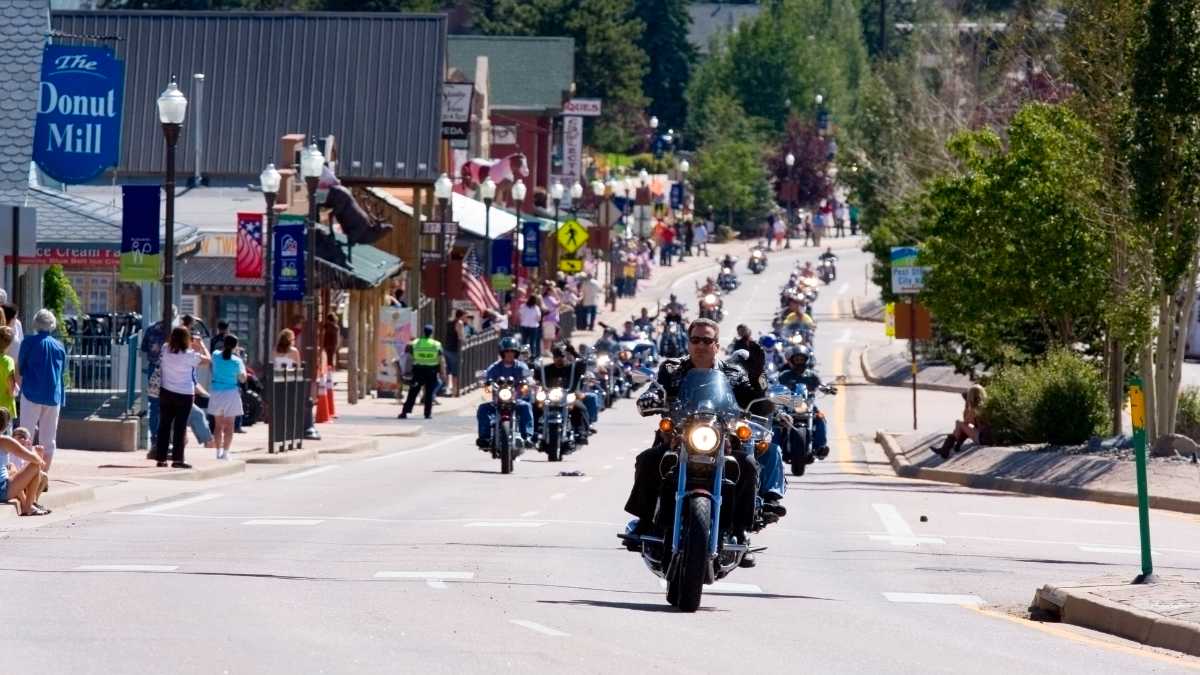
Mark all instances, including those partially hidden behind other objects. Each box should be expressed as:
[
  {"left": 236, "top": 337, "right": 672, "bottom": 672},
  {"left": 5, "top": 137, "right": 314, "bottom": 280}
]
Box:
[
  {"left": 1176, "top": 387, "right": 1200, "bottom": 442},
  {"left": 688, "top": 95, "right": 772, "bottom": 233},
  {"left": 982, "top": 349, "right": 1110, "bottom": 445},
  {"left": 42, "top": 264, "right": 81, "bottom": 336},
  {"left": 480, "top": 0, "right": 648, "bottom": 152},
  {"left": 633, "top": 0, "right": 695, "bottom": 134}
]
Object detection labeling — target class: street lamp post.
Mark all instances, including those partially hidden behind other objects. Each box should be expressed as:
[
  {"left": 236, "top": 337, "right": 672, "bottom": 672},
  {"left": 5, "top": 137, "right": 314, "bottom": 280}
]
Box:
[
  {"left": 785, "top": 151, "right": 796, "bottom": 249},
  {"left": 434, "top": 173, "right": 454, "bottom": 340},
  {"left": 569, "top": 181, "right": 584, "bottom": 215},
  {"left": 480, "top": 177, "right": 496, "bottom": 283},
  {"left": 605, "top": 177, "right": 620, "bottom": 310},
  {"left": 511, "top": 179, "right": 527, "bottom": 286},
  {"left": 156, "top": 77, "right": 187, "bottom": 332},
  {"left": 637, "top": 169, "right": 650, "bottom": 240},
  {"left": 259, "top": 162, "right": 280, "bottom": 450},
  {"left": 300, "top": 142, "right": 325, "bottom": 440},
  {"left": 550, "top": 180, "right": 564, "bottom": 276}
]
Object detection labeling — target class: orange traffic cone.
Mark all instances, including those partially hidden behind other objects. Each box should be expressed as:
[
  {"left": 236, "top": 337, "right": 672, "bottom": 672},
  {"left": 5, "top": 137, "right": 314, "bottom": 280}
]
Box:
[
  {"left": 315, "top": 369, "right": 331, "bottom": 424},
  {"left": 325, "top": 371, "right": 337, "bottom": 418}
]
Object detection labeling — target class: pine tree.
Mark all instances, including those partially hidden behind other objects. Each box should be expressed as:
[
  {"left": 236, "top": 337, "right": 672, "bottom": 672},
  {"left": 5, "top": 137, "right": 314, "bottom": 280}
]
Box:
[{"left": 634, "top": 0, "right": 696, "bottom": 135}]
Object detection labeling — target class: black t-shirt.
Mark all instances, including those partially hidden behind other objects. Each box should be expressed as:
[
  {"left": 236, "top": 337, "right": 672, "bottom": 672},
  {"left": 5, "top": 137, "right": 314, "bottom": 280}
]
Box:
[{"left": 444, "top": 320, "right": 461, "bottom": 352}]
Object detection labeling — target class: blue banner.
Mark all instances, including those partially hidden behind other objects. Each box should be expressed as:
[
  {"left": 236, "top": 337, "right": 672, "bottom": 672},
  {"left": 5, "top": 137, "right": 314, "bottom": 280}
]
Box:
[
  {"left": 274, "top": 215, "right": 306, "bottom": 301},
  {"left": 119, "top": 186, "right": 161, "bottom": 282},
  {"left": 33, "top": 45, "right": 125, "bottom": 184},
  {"left": 521, "top": 221, "right": 540, "bottom": 268},
  {"left": 490, "top": 238, "right": 514, "bottom": 276},
  {"left": 670, "top": 184, "right": 684, "bottom": 210}
]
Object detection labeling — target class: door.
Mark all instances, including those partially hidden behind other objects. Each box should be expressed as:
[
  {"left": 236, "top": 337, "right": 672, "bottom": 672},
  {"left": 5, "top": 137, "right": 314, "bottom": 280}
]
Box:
[{"left": 217, "top": 296, "right": 259, "bottom": 364}]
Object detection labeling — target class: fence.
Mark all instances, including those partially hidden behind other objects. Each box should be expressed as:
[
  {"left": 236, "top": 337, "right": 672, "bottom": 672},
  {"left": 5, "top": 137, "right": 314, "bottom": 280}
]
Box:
[
  {"left": 560, "top": 307, "right": 576, "bottom": 344},
  {"left": 65, "top": 333, "right": 138, "bottom": 397},
  {"left": 267, "top": 364, "right": 309, "bottom": 453},
  {"left": 454, "top": 329, "right": 500, "bottom": 394}
]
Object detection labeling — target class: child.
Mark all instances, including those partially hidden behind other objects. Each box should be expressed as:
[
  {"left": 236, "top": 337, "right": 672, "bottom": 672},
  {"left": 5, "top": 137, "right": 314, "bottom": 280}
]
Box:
[{"left": 0, "top": 411, "right": 49, "bottom": 516}]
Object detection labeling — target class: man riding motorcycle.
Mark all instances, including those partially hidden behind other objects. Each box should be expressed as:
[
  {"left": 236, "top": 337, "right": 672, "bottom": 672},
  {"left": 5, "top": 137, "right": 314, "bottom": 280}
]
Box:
[
  {"left": 618, "top": 321, "right": 642, "bottom": 342},
  {"left": 633, "top": 307, "right": 658, "bottom": 334},
  {"left": 818, "top": 247, "right": 838, "bottom": 281},
  {"left": 623, "top": 318, "right": 771, "bottom": 565},
  {"left": 535, "top": 345, "right": 596, "bottom": 444},
  {"left": 777, "top": 345, "right": 829, "bottom": 457},
  {"left": 659, "top": 321, "right": 688, "bottom": 359},
  {"left": 720, "top": 253, "right": 737, "bottom": 271},
  {"left": 475, "top": 336, "right": 535, "bottom": 448},
  {"left": 662, "top": 295, "right": 687, "bottom": 325}
]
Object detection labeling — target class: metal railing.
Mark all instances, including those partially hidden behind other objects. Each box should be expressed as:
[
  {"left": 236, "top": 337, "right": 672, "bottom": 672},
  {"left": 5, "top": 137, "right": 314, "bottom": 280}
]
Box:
[
  {"left": 559, "top": 307, "right": 576, "bottom": 344},
  {"left": 267, "top": 364, "right": 308, "bottom": 453},
  {"left": 454, "top": 329, "right": 500, "bottom": 395},
  {"left": 65, "top": 333, "right": 138, "bottom": 395}
]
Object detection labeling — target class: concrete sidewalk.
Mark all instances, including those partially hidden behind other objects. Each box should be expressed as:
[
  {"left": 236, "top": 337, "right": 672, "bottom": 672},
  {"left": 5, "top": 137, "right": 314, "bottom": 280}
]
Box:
[
  {"left": 1033, "top": 576, "right": 1200, "bottom": 657},
  {"left": 877, "top": 430, "right": 1200, "bottom": 515},
  {"left": 861, "top": 343, "right": 974, "bottom": 394}
]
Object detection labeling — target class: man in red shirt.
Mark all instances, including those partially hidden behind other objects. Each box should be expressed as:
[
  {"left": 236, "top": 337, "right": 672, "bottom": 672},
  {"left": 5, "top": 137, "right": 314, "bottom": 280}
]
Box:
[{"left": 660, "top": 223, "right": 676, "bottom": 266}]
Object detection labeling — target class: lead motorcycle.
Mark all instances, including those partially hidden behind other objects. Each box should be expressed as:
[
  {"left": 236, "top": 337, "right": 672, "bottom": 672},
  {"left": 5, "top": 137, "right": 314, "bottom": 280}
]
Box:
[
  {"left": 620, "top": 370, "right": 773, "bottom": 612},
  {"left": 748, "top": 247, "right": 768, "bottom": 274},
  {"left": 484, "top": 376, "right": 525, "bottom": 474},
  {"left": 698, "top": 292, "right": 724, "bottom": 322}
]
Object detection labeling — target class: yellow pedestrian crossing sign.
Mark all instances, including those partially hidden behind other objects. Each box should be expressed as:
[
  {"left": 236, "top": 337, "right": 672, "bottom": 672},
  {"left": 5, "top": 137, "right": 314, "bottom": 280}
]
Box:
[
  {"left": 559, "top": 258, "right": 583, "bottom": 273},
  {"left": 557, "top": 219, "right": 588, "bottom": 254}
]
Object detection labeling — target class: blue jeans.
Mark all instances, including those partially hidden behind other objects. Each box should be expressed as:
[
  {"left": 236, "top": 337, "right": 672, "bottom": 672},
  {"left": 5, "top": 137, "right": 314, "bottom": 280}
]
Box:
[
  {"left": 581, "top": 392, "right": 600, "bottom": 424},
  {"left": 813, "top": 408, "right": 828, "bottom": 449},
  {"left": 477, "top": 401, "right": 534, "bottom": 440},
  {"left": 579, "top": 305, "right": 597, "bottom": 331},
  {"left": 189, "top": 405, "right": 213, "bottom": 445},
  {"left": 148, "top": 396, "right": 160, "bottom": 443},
  {"left": 758, "top": 442, "right": 786, "bottom": 499}
]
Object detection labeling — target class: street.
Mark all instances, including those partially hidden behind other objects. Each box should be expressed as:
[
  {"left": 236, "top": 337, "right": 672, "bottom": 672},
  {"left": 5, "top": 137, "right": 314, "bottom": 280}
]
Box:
[{"left": 2, "top": 238, "right": 1198, "bottom": 673}]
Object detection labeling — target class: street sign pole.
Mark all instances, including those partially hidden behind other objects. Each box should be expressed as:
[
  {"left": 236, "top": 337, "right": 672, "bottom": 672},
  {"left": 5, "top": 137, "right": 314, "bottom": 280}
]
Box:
[
  {"left": 910, "top": 299, "right": 917, "bottom": 430},
  {"left": 1128, "top": 376, "right": 1156, "bottom": 583}
]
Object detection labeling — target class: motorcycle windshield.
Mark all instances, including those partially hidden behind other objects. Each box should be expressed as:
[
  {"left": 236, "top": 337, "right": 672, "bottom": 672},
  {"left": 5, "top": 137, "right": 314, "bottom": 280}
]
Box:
[{"left": 676, "top": 369, "right": 739, "bottom": 416}]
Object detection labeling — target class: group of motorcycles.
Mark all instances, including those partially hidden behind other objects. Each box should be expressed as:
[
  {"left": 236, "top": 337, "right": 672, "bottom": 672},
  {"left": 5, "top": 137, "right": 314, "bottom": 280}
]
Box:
[{"left": 621, "top": 249, "right": 842, "bottom": 612}]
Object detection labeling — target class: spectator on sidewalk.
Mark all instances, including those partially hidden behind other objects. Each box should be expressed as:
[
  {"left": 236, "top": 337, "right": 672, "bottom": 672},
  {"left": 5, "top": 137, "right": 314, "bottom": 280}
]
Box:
[
  {"left": 693, "top": 221, "right": 709, "bottom": 256},
  {"left": 399, "top": 324, "right": 444, "bottom": 420},
  {"left": 141, "top": 305, "right": 176, "bottom": 446},
  {"left": 577, "top": 274, "right": 601, "bottom": 331},
  {"left": 17, "top": 309, "right": 65, "bottom": 473},
  {"left": 541, "top": 284, "right": 562, "bottom": 356},
  {"left": 684, "top": 221, "right": 695, "bottom": 258},
  {"left": 322, "top": 313, "right": 340, "bottom": 372},
  {"left": 0, "top": 290, "right": 23, "bottom": 360},
  {"left": 518, "top": 294, "right": 542, "bottom": 352},
  {"left": 934, "top": 384, "right": 991, "bottom": 459},
  {"left": 274, "top": 329, "right": 301, "bottom": 368},
  {"left": 0, "top": 409, "right": 48, "bottom": 517},
  {"left": 209, "top": 334, "right": 246, "bottom": 461},
  {"left": 660, "top": 223, "right": 675, "bottom": 266},
  {"left": 444, "top": 309, "right": 467, "bottom": 396},
  {"left": 0, "top": 327, "right": 16, "bottom": 424},
  {"left": 154, "top": 326, "right": 212, "bottom": 469},
  {"left": 10, "top": 425, "right": 49, "bottom": 513},
  {"left": 208, "top": 320, "right": 230, "bottom": 354}
]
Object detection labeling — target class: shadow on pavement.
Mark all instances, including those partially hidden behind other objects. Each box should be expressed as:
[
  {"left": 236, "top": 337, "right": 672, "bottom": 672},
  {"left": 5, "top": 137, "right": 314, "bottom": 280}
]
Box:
[{"left": 538, "top": 599, "right": 719, "bottom": 613}]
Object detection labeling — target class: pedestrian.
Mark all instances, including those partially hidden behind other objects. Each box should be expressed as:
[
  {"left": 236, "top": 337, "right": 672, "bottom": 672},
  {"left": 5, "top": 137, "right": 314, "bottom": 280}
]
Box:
[
  {"left": 684, "top": 220, "right": 695, "bottom": 258},
  {"left": 541, "top": 284, "right": 562, "bottom": 356},
  {"left": 154, "top": 326, "right": 211, "bottom": 469},
  {"left": 836, "top": 201, "right": 849, "bottom": 237},
  {"left": 399, "top": 324, "right": 444, "bottom": 420},
  {"left": 0, "top": 327, "right": 16, "bottom": 425},
  {"left": 694, "top": 220, "right": 709, "bottom": 256},
  {"left": 209, "top": 333, "right": 246, "bottom": 460},
  {"left": 17, "top": 309, "right": 65, "bottom": 473},
  {"left": 0, "top": 290, "right": 23, "bottom": 360},
  {"left": 444, "top": 309, "right": 467, "bottom": 396},
  {"left": 934, "top": 385, "right": 991, "bottom": 459},
  {"left": 321, "top": 313, "right": 340, "bottom": 372},
  {"left": 140, "top": 305, "right": 176, "bottom": 447},
  {"left": 274, "top": 328, "right": 301, "bottom": 367},
  {"left": 661, "top": 223, "right": 675, "bottom": 266},
  {"left": 849, "top": 203, "right": 860, "bottom": 235},
  {"left": 518, "top": 294, "right": 542, "bottom": 351},
  {"left": 208, "top": 320, "right": 229, "bottom": 354},
  {"left": 772, "top": 214, "right": 786, "bottom": 250},
  {"left": 0, "top": 409, "right": 49, "bottom": 517},
  {"left": 577, "top": 274, "right": 601, "bottom": 331}
]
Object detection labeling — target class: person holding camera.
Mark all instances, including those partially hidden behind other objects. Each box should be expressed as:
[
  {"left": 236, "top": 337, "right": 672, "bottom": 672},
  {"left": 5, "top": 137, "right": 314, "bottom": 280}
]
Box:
[{"left": 154, "top": 327, "right": 212, "bottom": 469}]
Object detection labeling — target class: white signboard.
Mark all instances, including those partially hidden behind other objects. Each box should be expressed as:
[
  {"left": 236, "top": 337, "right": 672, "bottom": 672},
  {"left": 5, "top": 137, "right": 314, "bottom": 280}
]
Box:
[
  {"left": 441, "top": 82, "right": 473, "bottom": 124},
  {"left": 492, "top": 125, "right": 518, "bottom": 146},
  {"left": 562, "top": 116, "right": 584, "bottom": 184},
  {"left": 891, "top": 266, "right": 928, "bottom": 295},
  {"left": 562, "top": 98, "right": 602, "bottom": 117}
]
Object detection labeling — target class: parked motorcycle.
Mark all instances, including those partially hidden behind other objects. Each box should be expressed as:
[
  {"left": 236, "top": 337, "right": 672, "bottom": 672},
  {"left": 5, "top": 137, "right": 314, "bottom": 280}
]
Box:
[{"left": 622, "top": 370, "right": 773, "bottom": 612}]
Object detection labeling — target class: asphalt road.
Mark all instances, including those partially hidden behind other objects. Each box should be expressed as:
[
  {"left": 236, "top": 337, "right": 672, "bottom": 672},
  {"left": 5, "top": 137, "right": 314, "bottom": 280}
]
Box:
[{"left": 2, "top": 237, "right": 1199, "bottom": 674}]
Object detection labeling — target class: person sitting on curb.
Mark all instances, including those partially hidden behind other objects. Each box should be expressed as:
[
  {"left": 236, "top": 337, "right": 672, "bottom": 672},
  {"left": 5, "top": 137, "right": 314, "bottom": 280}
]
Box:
[
  {"left": 934, "top": 384, "right": 990, "bottom": 459},
  {"left": 0, "top": 410, "right": 49, "bottom": 516},
  {"left": 10, "top": 426, "right": 49, "bottom": 513}
]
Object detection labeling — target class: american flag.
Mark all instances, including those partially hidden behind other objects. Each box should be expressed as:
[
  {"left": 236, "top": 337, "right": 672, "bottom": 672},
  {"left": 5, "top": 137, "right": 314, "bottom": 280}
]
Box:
[
  {"left": 235, "top": 213, "right": 264, "bottom": 279},
  {"left": 463, "top": 247, "right": 501, "bottom": 312}
]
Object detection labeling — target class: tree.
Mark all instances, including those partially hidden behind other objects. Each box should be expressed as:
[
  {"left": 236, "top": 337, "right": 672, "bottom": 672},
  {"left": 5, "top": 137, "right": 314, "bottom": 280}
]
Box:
[
  {"left": 689, "top": 95, "right": 772, "bottom": 234},
  {"left": 770, "top": 116, "right": 833, "bottom": 209},
  {"left": 1126, "top": 0, "right": 1200, "bottom": 443},
  {"left": 479, "top": 0, "right": 649, "bottom": 152},
  {"left": 42, "top": 265, "right": 81, "bottom": 338},
  {"left": 634, "top": 0, "right": 695, "bottom": 135}
]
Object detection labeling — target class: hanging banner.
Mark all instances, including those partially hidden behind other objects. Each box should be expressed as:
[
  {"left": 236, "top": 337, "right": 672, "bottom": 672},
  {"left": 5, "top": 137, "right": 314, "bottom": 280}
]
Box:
[
  {"left": 33, "top": 45, "right": 126, "bottom": 184},
  {"left": 119, "top": 185, "right": 160, "bottom": 282},
  {"left": 670, "top": 184, "right": 684, "bottom": 210},
  {"left": 235, "top": 212, "right": 264, "bottom": 278},
  {"left": 521, "top": 221, "right": 541, "bottom": 268},
  {"left": 273, "top": 215, "right": 306, "bottom": 301},
  {"left": 561, "top": 116, "right": 584, "bottom": 184},
  {"left": 490, "top": 238, "right": 514, "bottom": 291}
]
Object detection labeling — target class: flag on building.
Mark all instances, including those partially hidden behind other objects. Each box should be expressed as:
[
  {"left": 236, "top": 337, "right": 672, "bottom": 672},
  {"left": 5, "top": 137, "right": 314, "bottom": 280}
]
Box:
[
  {"left": 236, "top": 213, "right": 264, "bottom": 278},
  {"left": 463, "top": 247, "right": 500, "bottom": 312}
]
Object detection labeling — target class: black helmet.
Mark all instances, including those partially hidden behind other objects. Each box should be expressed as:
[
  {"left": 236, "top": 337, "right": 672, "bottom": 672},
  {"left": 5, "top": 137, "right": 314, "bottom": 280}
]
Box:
[{"left": 498, "top": 336, "right": 522, "bottom": 354}]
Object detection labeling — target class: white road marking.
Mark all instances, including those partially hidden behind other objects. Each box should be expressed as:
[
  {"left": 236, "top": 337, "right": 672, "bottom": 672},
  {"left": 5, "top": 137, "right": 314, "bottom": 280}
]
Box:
[
  {"left": 580, "top": 476, "right": 593, "bottom": 483},
  {"left": 550, "top": 492, "right": 567, "bottom": 500},
  {"left": 131, "top": 493, "right": 223, "bottom": 514},
  {"left": 838, "top": 282, "right": 849, "bottom": 296},
  {"left": 616, "top": 456, "right": 624, "bottom": 461},
  {"left": 277, "top": 465, "right": 339, "bottom": 481},
  {"left": 959, "top": 512, "right": 1130, "bottom": 526},
  {"left": 510, "top": 620, "right": 570, "bottom": 637},
  {"left": 427, "top": 580, "right": 448, "bottom": 589},
  {"left": 602, "top": 464, "right": 613, "bottom": 470},
  {"left": 835, "top": 328, "right": 852, "bottom": 344},
  {"left": 75, "top": 564, "right": 178, "bottom": 572},
  {"left": 871, "top": 503, "right": 944, "bottom": 546},
  {"left": 242, "top": 519, "right": 323, "bottom": 526},
  {"left": 464, "top": 522, "right": 545, "bottom": 528},
  {"left": 520, "top": 510, "right": 541, "bottom": 518},
  {"left": 365, "top": 433, "right": 474, "bottom": 462},
  {"left": 373, "top": 571, "right": 475, "bottom": 580},
  {"left": 884, "top": 592, "right": 984, "bottom": 605},
  {"left": 1079, "top": 546, "right": 1161, "bottom": 556},
  {"left": 847, "top": 530, "right": 1200, "bottom": 556}
]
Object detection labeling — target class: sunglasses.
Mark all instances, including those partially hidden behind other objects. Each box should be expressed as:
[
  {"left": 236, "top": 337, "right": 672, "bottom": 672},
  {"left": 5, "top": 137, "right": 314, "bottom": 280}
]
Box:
[{"left": 688, "top": 336, "right": 716, "bottom": 346}]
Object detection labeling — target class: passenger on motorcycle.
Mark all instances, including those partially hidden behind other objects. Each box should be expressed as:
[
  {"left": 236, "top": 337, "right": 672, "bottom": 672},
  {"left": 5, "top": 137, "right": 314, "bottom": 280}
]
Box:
[
  {"left": 535, "top": 345, "right": 597, "bottom": 442},
  {"left": 623, "top": 319, "right": 768, "bottom": 550},
  {"left": 475, "top": 336, "right": 535, "bottom": 448},
  {"left": 799, "top": 261, "right": 815, "bottom": 278},
  {"left": 778, "top": 346, "right": 829, "bottom": 455}
]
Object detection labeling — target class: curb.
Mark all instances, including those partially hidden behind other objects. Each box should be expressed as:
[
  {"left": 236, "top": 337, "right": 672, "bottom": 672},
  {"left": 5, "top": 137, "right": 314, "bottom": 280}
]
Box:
[
  {"left": 0, "top": 481, "right": 98, "bottom": 520},
  {"left": 242, "top": 448, "right": 319, "bottom": 465},
  {"left": 144, "top": 460, "right": 247, "bottom": 481},
  {"left": 1033, "top": 583, "right": 1200, "bottom": 657},
  {"left": 850, "top": 297, "right": 884, "bottom": 323},
  {"left": 314, "top": 439, "right": 381, "bottom": 455},
  {"left": 860, "top": 346, "right": 970, "bottom": 394},
  {"left": 874, "top": 431, "right": 1200, "bottom": 516}
]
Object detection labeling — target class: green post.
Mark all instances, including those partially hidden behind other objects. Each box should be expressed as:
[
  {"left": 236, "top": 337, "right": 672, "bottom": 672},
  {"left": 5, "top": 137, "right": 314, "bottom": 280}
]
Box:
[{"left": 1128, "top": 376, "right": 1155, "bottom": 583}]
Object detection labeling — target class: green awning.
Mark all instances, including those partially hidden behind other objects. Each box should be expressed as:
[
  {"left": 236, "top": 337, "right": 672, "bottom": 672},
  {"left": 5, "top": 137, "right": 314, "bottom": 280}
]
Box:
[{"left": 315, "top": 231, "right": 403, "bottom": 290}]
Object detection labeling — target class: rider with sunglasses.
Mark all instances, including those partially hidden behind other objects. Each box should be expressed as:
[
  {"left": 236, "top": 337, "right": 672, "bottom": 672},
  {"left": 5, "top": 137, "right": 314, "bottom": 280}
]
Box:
[{"left": 622, "top": 318, "right": 771, "bottom": 564}]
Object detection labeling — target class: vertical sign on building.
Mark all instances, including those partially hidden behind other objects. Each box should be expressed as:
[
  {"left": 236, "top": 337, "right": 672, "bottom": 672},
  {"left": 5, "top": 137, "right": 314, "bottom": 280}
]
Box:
[
  {"left": 33, "top": 45, "right": 125, "bottom": 184},
  {"left": 119, "top": 185, "right": 161, "bottom": 282},
  {"left": 561, "top": 116, "right": 584, "bottom": 185},
  {"left": 235, "top": 213, "right": 264, "bottom": 278},
  {"left": 521, "top": 221, "right": 541, "bottom": 268},
  {"left": 273, "top": 215, "right": 306, "bottom": 301}
]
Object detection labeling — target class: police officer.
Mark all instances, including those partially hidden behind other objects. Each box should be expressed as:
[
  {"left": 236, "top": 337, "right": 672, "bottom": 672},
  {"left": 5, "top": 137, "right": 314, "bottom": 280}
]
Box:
[{"left": 400, "top": 324, "right": 445, "bottom": 420}]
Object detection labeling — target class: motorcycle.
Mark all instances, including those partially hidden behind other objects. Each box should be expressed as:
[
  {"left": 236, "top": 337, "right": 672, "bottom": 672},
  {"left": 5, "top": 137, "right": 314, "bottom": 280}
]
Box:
[
  {"left": 240, "top": 369, "right": 264, "bottom": 426},
  {"left": 770, "top": 381, "right": 837, "bottom": 476},
  {"left": 592, "top": 352, "right": 618, "bottom": 409},
  {"left": 533, "top": 383, "right": 577, "bottom": 462},
  {"left": 748, "top": 248, "right": 767, "bottom": 274},
  {"left": 659, "top": 322, "right": 688, "bottom": 359},
  {"left": 717, "top": 267, "right": 740, "bottom": 292},
  {"left": 622, "top": 370, "right": 773, "bottom": 612},
  {"left": 818, "top": 256, "right": 837, "bottom": 284},
  {"left": 483, "top": 377, "right": 525, "bottom": 474},
  {"left": 698, "top": 292, "right": 724, "bottom": 322}
]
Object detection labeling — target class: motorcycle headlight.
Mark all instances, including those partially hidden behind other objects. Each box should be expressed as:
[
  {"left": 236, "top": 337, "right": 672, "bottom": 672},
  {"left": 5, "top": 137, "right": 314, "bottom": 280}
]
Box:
[
  {"left": 704, "top": 294, "right": 717, "bottom": 305},
  {"left": 567, "top": 393, "right": 577, "bottom": 404},
  {"left": 535, "top": 390, "right": 547, "bottom": 403},
  {"left": 790, "top": 334, "right": 804, "bottom": 345},
  {"left": 498, "top": 387, "right": 514, "bottom": 402},
  {"left": 722, "top": 267, "right": 732, "bottom": 274},
  {"left": 596, "top": 355, "right": 611, "bottom": 368},
  {"left": 549, "top": 387, "right": 564, "bottom": 402},
  {"left": 687, "top": 424, "right": 720, "bottom": 454},
  {"left": 795, "top": 401, "right": 809, "bottom": 414},
  {"left": 619, "top": 350, "right": 632, "bottom": 361}
]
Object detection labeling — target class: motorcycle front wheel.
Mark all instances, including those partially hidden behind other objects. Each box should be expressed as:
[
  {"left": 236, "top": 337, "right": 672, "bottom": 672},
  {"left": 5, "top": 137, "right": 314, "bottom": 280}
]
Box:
[
  {"left": 669, "top": 495, "right": 711, "bottom": 613},
  {"left": 546, "top": 424, "right": 562, "bottom": 462},
  {"left": 791, "top": 428, "right": 810, "bottom": 476},
  {"left": 499, "top": 421, "right": 514, "bottom": 475}
]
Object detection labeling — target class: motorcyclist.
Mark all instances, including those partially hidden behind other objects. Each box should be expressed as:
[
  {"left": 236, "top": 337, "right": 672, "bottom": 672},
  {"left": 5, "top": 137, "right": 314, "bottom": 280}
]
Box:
[
  {"left": 819, "top": 247, "right": 838, "bottom": 263},
  {"left": 659, "top": 321, "right": 688, "bottom": 359},
  {"left": 535, "top": 344, "right": 595, "bottom": 443},
  {"left": 720, "top": 253, "right": 737, "bottom": 271},
  {"left": 624, "top": 318, "right": 770, "bottom": 564},
  {"left": 618, "top": 321, "right": 642, "bottom": 342},
  {"left": 781, "top": 292, "right": 815, "bottom": 329},
  {"left": 662, "top": 295, "right": 687, "bottom": 325},
  {"left": 729, "top": 324, "right": 766, "bottom": 380},
  {"left": 633, "top": 307, "right": 658, "bottom": 334},
  {"left": 799, "top": 261, "right": 815, "bottom": 278},
  {"left": 475, "top": 336, "right": 535, "bottom": 448},
  {"left": 778, "top": 345, "right": 829, "bottom": 457},
  {"left": 594, "top": 324, "right": 619, "bottom": 355}
]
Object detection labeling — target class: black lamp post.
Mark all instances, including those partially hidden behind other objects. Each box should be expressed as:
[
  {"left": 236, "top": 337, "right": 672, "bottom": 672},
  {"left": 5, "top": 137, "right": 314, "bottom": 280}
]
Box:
[
  {"left": 300, "top": 141, "right": 325, "bottom": 440},
  {"left": 785, "top": 151, "right": 796, "bottom": 249},
  {"left": 480, "top": 177, "right": 496, "bottom": 282},
  {"left": 259, "top": 163, "right": 280, "bottom": 450},
  {"left": 156, "top": 77, "right": 187, "bottom": 331},
  {"left": 434, "top": 173, "right": 454, "bottom": 340}
]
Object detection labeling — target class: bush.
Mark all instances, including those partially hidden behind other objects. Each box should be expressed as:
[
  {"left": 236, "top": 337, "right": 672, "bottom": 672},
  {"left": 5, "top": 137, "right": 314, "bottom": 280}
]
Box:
[
  {"left": 981, "top": 348, "right": 1109, "bottom": 445},
  {"left": 1176, "top": 387, "right": 1200, "bottom": 443}
]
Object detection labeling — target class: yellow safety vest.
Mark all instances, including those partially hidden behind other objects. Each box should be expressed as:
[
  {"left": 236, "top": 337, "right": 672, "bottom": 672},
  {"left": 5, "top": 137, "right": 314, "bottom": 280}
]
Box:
[{"left": 412, "top": 337, "right": 442, "bottom": 367}]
